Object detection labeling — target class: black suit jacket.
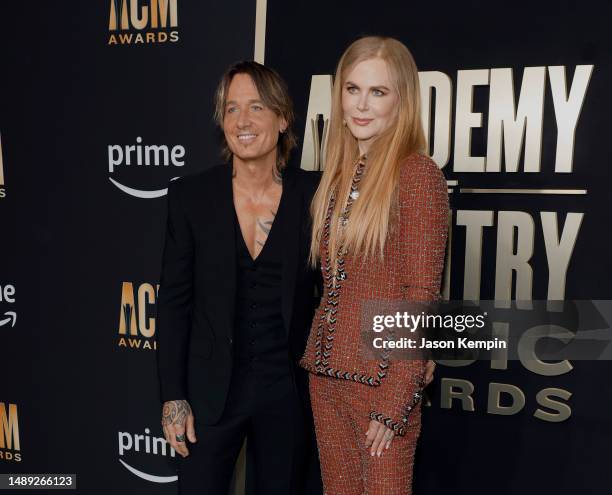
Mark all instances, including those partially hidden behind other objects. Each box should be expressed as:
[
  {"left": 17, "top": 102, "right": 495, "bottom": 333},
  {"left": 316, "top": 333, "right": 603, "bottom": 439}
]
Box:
[{"left": 156, "top": 163, "right": 321, "bottom": 424}]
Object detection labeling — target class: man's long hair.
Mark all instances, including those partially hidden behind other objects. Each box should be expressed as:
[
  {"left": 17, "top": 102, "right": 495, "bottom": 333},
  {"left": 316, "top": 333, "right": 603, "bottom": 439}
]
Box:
[{"left": 214, "top": 61, "right": 297, "bottom": 173}]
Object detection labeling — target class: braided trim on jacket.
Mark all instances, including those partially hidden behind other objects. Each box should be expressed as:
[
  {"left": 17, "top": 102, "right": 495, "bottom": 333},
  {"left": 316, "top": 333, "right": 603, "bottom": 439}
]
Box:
[
  {"left": 369, "top": 411, "right": 407, "bottom": 436},
  {"left": 369, "top": 385, "right": 425, "bottom": 437}
]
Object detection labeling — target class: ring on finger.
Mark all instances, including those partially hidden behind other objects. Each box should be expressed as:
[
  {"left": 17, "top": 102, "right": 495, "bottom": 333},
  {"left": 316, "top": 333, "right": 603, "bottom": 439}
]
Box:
[{"left": 176, "top": 433, "right": 185, "bottom": 442}]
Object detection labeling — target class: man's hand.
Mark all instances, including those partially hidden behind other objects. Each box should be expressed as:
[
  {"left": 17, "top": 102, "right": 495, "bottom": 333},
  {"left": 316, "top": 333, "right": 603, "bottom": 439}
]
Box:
[
  {"left": 424, "top": 360, "right": 436, "bottom": 386},
  {"left": 161, "top": 400, "right": 197, "bottom": 458},
  {"left": 365, "top": 420, "right": 395, "bottom": 457}
]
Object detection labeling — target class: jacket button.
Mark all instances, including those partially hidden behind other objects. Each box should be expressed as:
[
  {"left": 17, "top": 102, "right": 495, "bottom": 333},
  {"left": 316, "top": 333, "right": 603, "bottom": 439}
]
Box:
[{"left": 228, "top": 337, "right": 233, "bottom": 345}]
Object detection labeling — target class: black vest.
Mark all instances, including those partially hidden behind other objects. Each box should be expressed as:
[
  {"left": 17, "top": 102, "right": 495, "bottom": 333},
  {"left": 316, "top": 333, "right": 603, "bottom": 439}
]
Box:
[{"left": 233, "top": 192, "right": 291, "bottom": 381}]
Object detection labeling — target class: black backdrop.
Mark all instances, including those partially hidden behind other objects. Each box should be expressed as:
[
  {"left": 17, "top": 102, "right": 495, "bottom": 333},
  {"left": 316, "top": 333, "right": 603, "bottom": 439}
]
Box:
[
  {"left": 1, "top": 1, "right": 255, "bottom": 493},
  {"left": 2, "top": 1, "right": 611, "bottom": 494},
  {"left": 265, "top": 1, "right": 612, "bottom": 493}
]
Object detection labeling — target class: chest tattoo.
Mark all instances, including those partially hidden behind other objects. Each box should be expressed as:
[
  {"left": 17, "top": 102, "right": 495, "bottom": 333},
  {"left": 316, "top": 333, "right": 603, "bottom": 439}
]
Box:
[{"left": 256, "top": 210, "right": 276, "bottom": 247}]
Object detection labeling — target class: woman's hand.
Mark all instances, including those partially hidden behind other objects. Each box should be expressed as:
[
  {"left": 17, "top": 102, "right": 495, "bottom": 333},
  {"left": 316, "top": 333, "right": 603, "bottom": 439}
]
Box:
[
  {"left": 424, "top": 360, "right": 436, "bottom": 386},
  {"left": 365, "top": 420, "right": 395, "bottom": 457},
  {"left": 161, "top": 400, "right": 197, "bottom": 458}
]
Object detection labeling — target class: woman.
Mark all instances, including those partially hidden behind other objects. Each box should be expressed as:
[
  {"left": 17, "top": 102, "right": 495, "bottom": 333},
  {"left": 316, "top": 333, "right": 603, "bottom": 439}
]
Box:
[{"left": 300, "top": 36, "right": 449, "bottom": 494}]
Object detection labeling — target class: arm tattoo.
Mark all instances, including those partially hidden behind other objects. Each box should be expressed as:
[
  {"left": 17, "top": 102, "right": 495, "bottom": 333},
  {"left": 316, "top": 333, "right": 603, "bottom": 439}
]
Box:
[{"left": 162, "top": 400, "right": 191, "bottom": 427}]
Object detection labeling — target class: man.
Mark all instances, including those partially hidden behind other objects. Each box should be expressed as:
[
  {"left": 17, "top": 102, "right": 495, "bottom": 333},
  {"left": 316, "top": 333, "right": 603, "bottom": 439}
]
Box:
[{"left": 156, "top": 61, "right": 322, "bottom": 494}]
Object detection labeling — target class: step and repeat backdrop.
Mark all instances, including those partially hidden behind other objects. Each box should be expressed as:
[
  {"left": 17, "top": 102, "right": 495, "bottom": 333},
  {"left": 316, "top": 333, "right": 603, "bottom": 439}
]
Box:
[{"left": 2, "top": 1, "right": 611, "bottom": 494}]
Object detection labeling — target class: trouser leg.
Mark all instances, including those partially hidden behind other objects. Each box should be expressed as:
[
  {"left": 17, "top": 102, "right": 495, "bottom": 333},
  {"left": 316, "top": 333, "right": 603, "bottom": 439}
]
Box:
[
  {"left": 309, "top": 374, "right": 363, "bottom": 495},
  {"left": 309, "top": 374, "right": 422, "bottom": 495},
  {"left": 248, "top": 372, "right": 307, "bottom": 494},
  {"left": 177, "top": 412, "right": 248, "bottom": 495},
  {"left": 178, "top": 369, "right": 252, "bottom": 495}
]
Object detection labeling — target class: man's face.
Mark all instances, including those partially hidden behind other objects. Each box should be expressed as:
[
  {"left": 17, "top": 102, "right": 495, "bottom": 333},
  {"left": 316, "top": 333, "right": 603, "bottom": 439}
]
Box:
[{"left": 223, "top": 73, "right": 286, "bottom": 164}]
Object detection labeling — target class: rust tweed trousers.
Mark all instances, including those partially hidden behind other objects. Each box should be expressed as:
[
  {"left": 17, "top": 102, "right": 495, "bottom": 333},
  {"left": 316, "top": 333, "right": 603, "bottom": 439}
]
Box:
[{"left": 309, "top": 373, "right": 422, "bottom": 495}]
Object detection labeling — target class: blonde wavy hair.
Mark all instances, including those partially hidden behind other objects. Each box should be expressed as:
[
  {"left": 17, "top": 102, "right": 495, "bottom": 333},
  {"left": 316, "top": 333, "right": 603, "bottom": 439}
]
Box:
[{"left": 309, "top": 36, "right": 426, "bottom": 268}]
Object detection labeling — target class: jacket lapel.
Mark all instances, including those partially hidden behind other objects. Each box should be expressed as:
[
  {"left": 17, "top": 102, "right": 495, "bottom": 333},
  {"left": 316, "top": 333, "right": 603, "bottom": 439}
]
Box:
[
  {"left": 280, "top": 167, "right": 301, "bottom": 335},
  {"left": 205, "top": 164, "right": 236, "bottom": 341}
]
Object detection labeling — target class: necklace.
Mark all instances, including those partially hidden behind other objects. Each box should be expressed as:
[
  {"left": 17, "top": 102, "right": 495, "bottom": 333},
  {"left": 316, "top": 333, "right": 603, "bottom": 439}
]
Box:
[{"left": 338, "top": 156, "right": 366, "bottom": 228}]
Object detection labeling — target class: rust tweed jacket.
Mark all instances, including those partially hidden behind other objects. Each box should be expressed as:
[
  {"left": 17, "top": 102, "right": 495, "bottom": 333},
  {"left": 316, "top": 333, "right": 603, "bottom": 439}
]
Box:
[{"left": 300, "top": 153, "right": 449, "bottom": 435}]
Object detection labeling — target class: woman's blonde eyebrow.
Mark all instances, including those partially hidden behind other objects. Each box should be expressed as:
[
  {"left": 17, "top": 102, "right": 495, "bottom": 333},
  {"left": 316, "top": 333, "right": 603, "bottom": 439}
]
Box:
[{"left": 344, "top": 81, "right": 390, "bottom": 91}]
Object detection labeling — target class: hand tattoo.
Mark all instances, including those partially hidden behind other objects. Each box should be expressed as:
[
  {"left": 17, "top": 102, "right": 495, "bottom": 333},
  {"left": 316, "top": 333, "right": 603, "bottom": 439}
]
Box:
[{"left": 162, "top": 400, "right": 191, "bottom": 427}]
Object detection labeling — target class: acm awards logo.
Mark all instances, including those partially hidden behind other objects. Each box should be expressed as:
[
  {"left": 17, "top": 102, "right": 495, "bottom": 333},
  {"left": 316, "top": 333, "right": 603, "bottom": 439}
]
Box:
[
  {"left": 431, "top": 339, "right": 573, "bottom": 423},
  {"left": 0, "top": 133, "right": 6, "bottom": 199},
  {"left": 0, "top": 402, "right": 21, "bottom": 462},
  {"left": 117, "top": 282, "right": 158, "bottom": 351},
  {"left": 118, "top": 428, "right": 177, "bottom": 483},
  {"left": 108, "top": 0, "right": 179, "bottom": 45},
  {"left": 108, "top": 137, "right": 185, "bottom": 199},
  {"left": 0, "top": 284, "right": 16, "bottom": 329}
]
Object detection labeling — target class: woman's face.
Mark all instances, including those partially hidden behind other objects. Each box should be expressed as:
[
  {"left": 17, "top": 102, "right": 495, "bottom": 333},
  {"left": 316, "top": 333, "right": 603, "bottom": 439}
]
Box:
[
  {"left": 341, "top": 57, "right": 399, "bottom": 155},
  {"left": 223, "top": 73, "right": 286, "bottom": 165}
]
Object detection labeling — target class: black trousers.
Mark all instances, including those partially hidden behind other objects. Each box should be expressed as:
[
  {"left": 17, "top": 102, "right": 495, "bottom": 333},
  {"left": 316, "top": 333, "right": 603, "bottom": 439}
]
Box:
[{"left": 177, "top": 364, "right": 318, "bottom": 495}]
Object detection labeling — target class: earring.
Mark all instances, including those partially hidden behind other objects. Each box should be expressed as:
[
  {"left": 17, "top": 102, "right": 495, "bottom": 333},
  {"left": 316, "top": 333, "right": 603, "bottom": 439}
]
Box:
[{"left": 342, "top": 119, "right": 347, "bottom": 126}]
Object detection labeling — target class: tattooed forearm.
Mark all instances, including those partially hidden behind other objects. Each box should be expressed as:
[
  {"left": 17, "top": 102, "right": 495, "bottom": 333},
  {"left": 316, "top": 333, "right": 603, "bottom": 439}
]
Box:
[{"left": 162, "top": 400, "right": 191, "bottom": 426}]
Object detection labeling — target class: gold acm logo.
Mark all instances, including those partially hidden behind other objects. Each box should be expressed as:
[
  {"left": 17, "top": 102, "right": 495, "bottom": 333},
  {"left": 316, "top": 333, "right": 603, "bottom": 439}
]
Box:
[
  {"left": 0, "top": 402, "right": 21, "bottom": 462},
  {"left": 108, "top": 0, "right": 179, "bottom": 46},
  {"left": 0, "top": 133, "right": 6, "bottom": 199},
  {"left": 117, "top": 282, "right": 159, "bottom": 351}
]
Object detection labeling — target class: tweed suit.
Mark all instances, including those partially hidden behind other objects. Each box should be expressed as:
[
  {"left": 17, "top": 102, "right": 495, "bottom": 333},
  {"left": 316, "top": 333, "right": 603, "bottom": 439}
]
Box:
[{"left": 300, "top": 153, "right": 449, "bottom": 494}]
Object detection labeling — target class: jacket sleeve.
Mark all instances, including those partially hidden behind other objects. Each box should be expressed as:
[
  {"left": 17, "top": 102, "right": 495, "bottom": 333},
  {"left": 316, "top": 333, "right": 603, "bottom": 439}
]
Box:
[
  {"left": 370, "top": 155, "right": 449, "bottom": 435},
  {"left": 156, "top": 178, "right": 194, "bottom": 403}
]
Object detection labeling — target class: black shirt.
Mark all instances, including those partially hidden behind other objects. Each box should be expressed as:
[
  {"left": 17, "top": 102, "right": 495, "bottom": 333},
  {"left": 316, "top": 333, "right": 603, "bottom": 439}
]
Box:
[{"left": 233, "top": 190, "right": 291, "bottom": 381}]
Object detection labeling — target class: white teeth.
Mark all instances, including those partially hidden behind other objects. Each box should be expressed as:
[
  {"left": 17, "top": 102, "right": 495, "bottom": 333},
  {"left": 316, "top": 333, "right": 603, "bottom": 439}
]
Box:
[{"left": 238, "top": 134, "right": 256, "bottom": 141}]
